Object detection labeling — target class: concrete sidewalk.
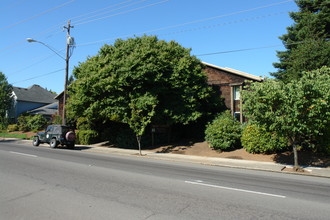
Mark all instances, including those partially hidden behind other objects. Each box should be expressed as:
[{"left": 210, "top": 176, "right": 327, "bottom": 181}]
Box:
[{"left": 4, "top": 138, "right": 330, "bottom": 178}]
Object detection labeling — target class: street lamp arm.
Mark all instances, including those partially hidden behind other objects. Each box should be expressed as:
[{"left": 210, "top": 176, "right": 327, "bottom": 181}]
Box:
[{"left": 26, "top": 38, "right": 66, "bottom": 61}]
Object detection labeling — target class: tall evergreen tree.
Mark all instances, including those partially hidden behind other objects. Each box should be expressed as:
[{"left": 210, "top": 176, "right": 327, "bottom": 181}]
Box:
[{"left": 272, "top": 0, "right": 330, "bottom": 81}]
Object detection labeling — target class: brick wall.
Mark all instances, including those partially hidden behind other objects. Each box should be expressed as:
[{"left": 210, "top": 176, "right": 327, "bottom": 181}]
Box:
[{"left": 204, "top": 66, "right": 247, "bottom": 110}]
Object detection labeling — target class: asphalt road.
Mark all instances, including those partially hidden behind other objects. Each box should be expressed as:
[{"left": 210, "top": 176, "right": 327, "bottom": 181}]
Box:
[{"left": 1, "top": 141, "right": 329, "bottom": 220}]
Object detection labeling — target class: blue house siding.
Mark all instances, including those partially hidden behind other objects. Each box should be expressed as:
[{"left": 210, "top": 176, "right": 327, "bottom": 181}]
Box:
[
  {"left": 9, "top": 85, "right": 57, "bottom": 123},
  {"left": 16, "top": 101, "right": 46, "bottom": 118}
]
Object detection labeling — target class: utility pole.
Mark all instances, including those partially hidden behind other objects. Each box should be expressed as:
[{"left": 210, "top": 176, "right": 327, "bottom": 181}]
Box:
[{"left": 62, "top": 20, "right": 74, "bottom": 125}]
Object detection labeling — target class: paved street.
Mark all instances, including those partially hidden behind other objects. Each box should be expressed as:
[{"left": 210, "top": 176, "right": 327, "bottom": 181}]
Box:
[{"left": 1, "top": 141, "right": 330, "bottom": 219}]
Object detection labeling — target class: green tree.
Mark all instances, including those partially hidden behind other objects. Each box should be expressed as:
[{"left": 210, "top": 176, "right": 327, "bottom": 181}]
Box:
[
  {"left": 272, "top": 0, "right": 330, "bottom": 81},
  {"left": 242, "top": 67, "right": 330, "bottom": 169},
  {"left": 124, "top": 93, "right": 158, "bottom": 155},
  {"left": 0, "top": 72, "right": 12, "bottom": 130},
  {"left": 67, "top": 35, "right": 221, "bottom": 146}
]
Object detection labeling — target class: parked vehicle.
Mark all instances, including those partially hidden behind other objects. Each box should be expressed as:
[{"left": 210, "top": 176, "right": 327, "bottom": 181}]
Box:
[{"left": 33, "top": 125, "right": 76, "bottom": 149}]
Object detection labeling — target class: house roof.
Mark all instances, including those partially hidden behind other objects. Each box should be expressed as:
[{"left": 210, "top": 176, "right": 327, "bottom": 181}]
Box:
[
  {"left": 28, "top": 102, "right": 58, "bottom": 116},
  {"left": 54, "top": 91, "right": 64, "bottom": 100},
  {"left": 13, "top": 84, "right": 57, "bottom": 104},
  {"left": 202, "top": 62, "right": 263, "bottom": 82}
]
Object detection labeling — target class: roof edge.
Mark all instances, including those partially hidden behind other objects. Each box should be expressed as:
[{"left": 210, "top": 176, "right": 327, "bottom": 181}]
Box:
[{"left": 202, "top": 62, "right": 263, "bottom": 82}]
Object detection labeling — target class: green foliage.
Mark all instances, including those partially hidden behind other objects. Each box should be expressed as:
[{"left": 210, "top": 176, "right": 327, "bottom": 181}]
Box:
[
  {"left": 27, "top": 115, "right": 47, "bottom": 132},
  {"left": 17, "top": 114, "right": 47, "bottom": 132},
  {"left": 17, "top": 115, "right": 30, "bottom": 132},
  {"left": 52, "top": 115, "right": 62, "bottom": 125},
  {"left": 241, "top": 124, "right": 288, "bottom": 154},
  {"left": 124, "top": 93, "right": 157, "bottom": 154},
  {"left": 0, "top": 72, "right": 12, "bottom": 129},
  {"left": 272, "top": 0, "right": 330, "bottom": 81},
  {"left": 76, "top": 130, "right": 99, "bottom": 145},
  {"left": 205, "top": 111, "right": 242, "bottom": 151},
  {"left": 242, "top": 67, "right": 330, "bottom": 165},
  {"left": 67, "top": 35, "right": 222, "bottom": 130},
  {"left": 126, "top": 93, "right": 157, "bottom": 137},
  {"left": 76, "top": 117, "right": 92, "bottom": 130},
  {"left": 0, "top": 118, "right": 8, "bottom": 130},
  {"left": 7, "top": 124, "right": 19, "bottom": 132}
]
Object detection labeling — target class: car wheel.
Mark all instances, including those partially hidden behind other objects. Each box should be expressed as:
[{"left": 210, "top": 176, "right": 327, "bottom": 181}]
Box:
[
  {"left": 50, "top": 138, "right": 58, "bottom": 148},
  {"left": 32, "top": 136, "right": 40, "bottom": 146}
]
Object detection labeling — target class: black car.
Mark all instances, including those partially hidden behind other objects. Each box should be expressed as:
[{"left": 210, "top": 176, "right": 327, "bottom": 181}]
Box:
[{"left": 33, "top": 125, "right": 76, "bottom": 148}]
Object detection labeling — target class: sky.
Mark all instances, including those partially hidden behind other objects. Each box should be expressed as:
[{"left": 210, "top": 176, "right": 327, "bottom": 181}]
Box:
[{"left": 1, "top": 0, "right": 298, "bottom": 94}]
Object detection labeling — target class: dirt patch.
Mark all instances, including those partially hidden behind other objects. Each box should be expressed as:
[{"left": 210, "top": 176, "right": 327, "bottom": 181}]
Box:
[{"left": 144, "top": 141, "right": 330, "bottom": 168}]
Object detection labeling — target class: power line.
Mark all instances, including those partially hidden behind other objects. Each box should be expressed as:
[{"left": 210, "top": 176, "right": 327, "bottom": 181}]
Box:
[
  {"left": 0, "top": 0, "right": 162, "bottom": 53},
  {"left": 76, "top": 0, "right": 293, "bottom": 47},
  {"left": 11, "top": 53, "right": 60, "bottom": 75},
  {"left": 72, "top": 0, "right": 149, "bottom": 24},
  {"left": 32, "top": 0, "right": 147, "bottom": 39},
  {"left": 0, "top": 0, "right": 25, "bottom": 12},
  {"left": 9, "top": 5, "right": 291, "bottom": 76},
  {"left": 0, "top": 0, "right": 75, "bottom": 31},
  {"left": 74, "top": 0, "right": 169, "bottom": 26},
  {"left": 69, "top": 0, "right": 137, "bottom": 21},
  {"left": 12, "top": 69, "right": 65, "bottom": 85},
  {"left": 5, "top": 0, "right": 294, "bottom": 82},
  {"left": 136, "top": 0, "right": 293, "bottom": 33},
  {"left": 160, "top": 11, "right": 287, "bottom": 37},
  {"left": 196, "top": 45, "right": 283, "bottom": 56},
  {"left": 195, "top": 40, "right": 308, "bottom": 57}
]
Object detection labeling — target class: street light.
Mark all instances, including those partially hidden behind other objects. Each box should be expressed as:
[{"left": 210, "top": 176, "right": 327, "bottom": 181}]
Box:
[
  {"left": 26, "top": 38, "right": 66, "bottom": 60},
  {"left": 27, "top": 27, "right": 74, "bottom": 125}
]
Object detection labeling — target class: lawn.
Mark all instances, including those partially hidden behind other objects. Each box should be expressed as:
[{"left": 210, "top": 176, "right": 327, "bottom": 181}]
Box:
[{"left": 0, "top": 132, "right": 29, "bottom": 139}]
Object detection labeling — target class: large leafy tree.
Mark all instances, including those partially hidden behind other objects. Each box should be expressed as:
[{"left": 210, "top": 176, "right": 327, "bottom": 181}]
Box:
[
  {"left": 272, "top": 0, "right": 330, "bottom": 81},
  {"left": 242, "top": 67, "right": 330, "bottom": 169},
  {"left": 67, "top": 36, "right": 221, "bottom": 142},
  {"left": 0, "top": 72, "right": 13, "bottom": 129}
]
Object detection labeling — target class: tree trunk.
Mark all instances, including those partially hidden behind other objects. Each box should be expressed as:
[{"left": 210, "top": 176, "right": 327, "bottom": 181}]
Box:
[
  {"left": 137, "top": 135, "right": 142, "bottom": 156},
  {"left": 292, "top": 143, "right": 299, "bottom": 170}
]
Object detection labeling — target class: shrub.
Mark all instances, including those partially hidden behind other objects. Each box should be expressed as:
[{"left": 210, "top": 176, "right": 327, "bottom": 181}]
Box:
[
  {"left": 18, "top": 114, "right": 47, "bottom": 132},
  {"left": 77, "top": 130, "right": 99, "bottom": 145},
  {"left": 205, "top": 111, "right": 242, "bottom": 151},
  {"left": 17, "top": 115, "right": 31, "bottom": 132},
  {"left": 77, "top": 117, "right": 93, "bottom": 130},
  {"left": 27, "top": 115, "right": 47, "bottom": 132},
  {"left": 7, "top": 124, "right": 19, "bottom": 132},
  {"left": 241, "top": 124, "right": 288, "bottom": 154}
]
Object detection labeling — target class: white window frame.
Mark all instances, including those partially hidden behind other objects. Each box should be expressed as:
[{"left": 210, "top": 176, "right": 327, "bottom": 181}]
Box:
[{"left": 234, "top": 86, "right": 240, "bottom": 100}]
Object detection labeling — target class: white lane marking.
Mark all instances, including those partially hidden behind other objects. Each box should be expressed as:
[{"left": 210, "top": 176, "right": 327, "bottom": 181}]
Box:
[
  {"left": 10, "top": 151, "right": 38, "bottom": 158},
  {"left": 185, "top": 180, "right": 286, "bottom": 198}
]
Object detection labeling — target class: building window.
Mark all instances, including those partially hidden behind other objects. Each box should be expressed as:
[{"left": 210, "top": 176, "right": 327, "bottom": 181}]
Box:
[
  {"left": 234, "top": 86, "right": 240, "bottom": 100},
  {"left": 234, "top": 112, "right": 241, "bottom": 121}
]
